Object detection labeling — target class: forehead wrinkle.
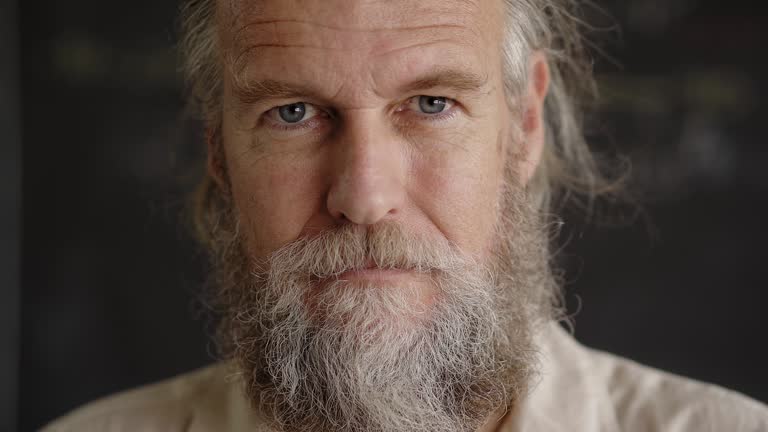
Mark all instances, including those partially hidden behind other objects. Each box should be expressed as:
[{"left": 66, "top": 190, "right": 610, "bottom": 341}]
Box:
[
  {"left": 229, "top": 20, "right": 474, "bottom": 62},
  {"left": 225, "top": 0, "right": 482, "bottom": 28},
  {"left": 229, "top": 44, "right": 344, "bottom": 81},
  {"left": 227, "top": 22, "right": 483, "bottom": 88},
  {"left": 222, "top": 0, "right": 488, "bottom": 55},
  {"left": 220, "top": 0, "right": 492, "bottom": 60},
  {"left": 234, "top": 19, "right": 471, "bottom": 36},
  {"left": 370, "top": 38, "right": 468, "bottom": 59},
  {"left": 221, "top": 0, "right": 490, "bottom": 36}
]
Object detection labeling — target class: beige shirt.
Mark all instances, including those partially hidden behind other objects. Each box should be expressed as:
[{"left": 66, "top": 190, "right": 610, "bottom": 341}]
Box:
[{"left": 42, "top": 324, "right": 768, "bottom": 431}]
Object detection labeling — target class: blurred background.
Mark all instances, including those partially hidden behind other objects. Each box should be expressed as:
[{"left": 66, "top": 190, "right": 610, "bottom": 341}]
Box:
[{"left": 2, "top": 0, "right": 767, "bottom": 430}]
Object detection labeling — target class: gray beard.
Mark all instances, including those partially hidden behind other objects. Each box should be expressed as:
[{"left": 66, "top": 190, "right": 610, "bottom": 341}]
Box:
[{"left": 205, "top": 177, "right": 559, "bottom": 432}]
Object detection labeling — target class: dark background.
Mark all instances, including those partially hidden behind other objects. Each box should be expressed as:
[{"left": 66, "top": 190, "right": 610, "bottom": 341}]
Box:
[{"left": 4, "top": 0, "right": 767, "bottom": 430}]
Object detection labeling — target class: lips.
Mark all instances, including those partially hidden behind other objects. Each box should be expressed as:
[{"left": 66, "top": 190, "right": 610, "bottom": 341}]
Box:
[
  {"left": 306, "top": 260, "right": 438, "bottom": 310},
  {"left": 336, "top": 267, "right": 412, "bottom": 280},
  {"left": 308, "top": 258, "right": 424, "bottom": 287}
]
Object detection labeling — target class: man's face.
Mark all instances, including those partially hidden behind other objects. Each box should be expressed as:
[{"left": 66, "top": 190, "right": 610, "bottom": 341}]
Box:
[
  {"left": 210, "top": 0, "right": 552, "bottom": 431},
  {"left": 220, "top": 0, "right": 520, "bottom": 290}
]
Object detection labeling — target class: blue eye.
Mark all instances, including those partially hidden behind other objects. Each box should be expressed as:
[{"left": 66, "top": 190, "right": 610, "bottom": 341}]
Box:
[
  {"left": 418, "top": 96, "right": 447, "bottom": 114},
  {"left": 278, "top": 103, "right": 307, "bottom": 123}
]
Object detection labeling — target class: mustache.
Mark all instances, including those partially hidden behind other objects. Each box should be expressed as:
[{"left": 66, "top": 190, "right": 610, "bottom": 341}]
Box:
[{"left": 256, "top": 223, "right": 471, "bottom": 280}]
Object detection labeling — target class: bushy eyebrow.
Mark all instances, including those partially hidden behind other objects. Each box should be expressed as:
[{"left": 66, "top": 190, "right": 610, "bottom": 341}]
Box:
[
  {"left": 229, "top": 68, "right": 489, "bottom": 108},
  {"left": 397, "top": 69, "right": 488, "bottom": 95},
  {"left": 230, "top": 78, "right": 319, "bottom": 106}
]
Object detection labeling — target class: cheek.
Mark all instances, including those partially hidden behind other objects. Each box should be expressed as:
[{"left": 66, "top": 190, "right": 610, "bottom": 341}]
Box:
[
  {"left": 411, "top": 129, "right": 507, "bottom": 258},
  {"left": 226, "top": 148, "right": 324, "bottom": 259}
]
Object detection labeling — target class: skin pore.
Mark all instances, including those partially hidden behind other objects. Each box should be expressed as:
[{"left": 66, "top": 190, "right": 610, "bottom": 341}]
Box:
[{"left": 210, "top": 0, "right": 551, "bottom": 430}]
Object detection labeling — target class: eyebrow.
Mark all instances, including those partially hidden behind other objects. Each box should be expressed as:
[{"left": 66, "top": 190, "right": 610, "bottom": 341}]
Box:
[
  {"left": 230, "top": 69, "right": 489, "bottom": 108},
  {"left": 397, "top": 69, "right": 488, "bottom": 95},
  {"left": 230, "top": 77, "right": 321, "bottom": 107}
]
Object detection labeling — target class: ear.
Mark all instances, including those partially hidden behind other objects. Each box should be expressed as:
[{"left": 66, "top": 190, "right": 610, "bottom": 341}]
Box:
[
  {"left": 518, "top": 51, "right": 550, "bottom": 185},
  {"left": 206, "top": 127, "right": 229, "bottom": 192}
]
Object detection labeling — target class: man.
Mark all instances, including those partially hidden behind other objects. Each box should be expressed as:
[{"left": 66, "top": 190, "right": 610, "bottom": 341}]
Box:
[{"left": 44, "top": 0, "right": 767, "bottom": 431}]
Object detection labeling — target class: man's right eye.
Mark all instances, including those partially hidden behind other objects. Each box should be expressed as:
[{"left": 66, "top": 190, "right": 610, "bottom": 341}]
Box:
[
  {"left": 266, "top": 102, "right": 321, "bottom": 127},
  {"left": 278, "top": 103, "right": 307, "bottom": 123}
]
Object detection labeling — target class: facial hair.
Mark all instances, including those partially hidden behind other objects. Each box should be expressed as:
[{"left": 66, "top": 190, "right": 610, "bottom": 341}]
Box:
[{"left": 203, "top": 169, "right": 559, "bottom": 432}]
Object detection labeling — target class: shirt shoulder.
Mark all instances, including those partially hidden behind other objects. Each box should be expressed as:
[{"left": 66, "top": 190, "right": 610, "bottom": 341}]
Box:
[
  {"left": 516, "top": 325, "right": 768, "bottom": 432},
  {"left": 40, "top": 363, "right": 267, "bottom": 432},
  {"left": 587, "top": 345, "right": 768, "bottom": 432}
]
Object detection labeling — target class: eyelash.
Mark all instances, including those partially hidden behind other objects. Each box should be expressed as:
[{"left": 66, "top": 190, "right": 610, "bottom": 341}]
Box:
[
  {"left": 264, "top": 112, "right": 328, "bottom": 132},
  {"left": 261, "top": 97, "right": 459, "bottom": 132}
]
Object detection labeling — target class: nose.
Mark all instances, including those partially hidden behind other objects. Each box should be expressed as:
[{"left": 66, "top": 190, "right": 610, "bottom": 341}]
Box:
[{"left": 326, "top": 114, "right": 406, "bottom": 225}]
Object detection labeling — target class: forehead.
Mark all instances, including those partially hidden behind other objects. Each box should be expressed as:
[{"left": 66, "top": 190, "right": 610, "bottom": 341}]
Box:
[
  {"left": 218, "top": 0, "right": 502, "bottom": 38},
  {"left": 218, "top": 0, "right": 505, "bottom": 103}
]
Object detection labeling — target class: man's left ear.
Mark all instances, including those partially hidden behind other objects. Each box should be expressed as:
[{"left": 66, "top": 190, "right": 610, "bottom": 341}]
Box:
[{"left": 519, "top": 51, "right": 550, "bottom": 184}]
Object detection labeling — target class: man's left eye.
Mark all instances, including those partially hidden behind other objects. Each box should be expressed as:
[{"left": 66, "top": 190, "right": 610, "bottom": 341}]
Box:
[{"left": 408, "top": 96, "right": 455, "bottom": 115}]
